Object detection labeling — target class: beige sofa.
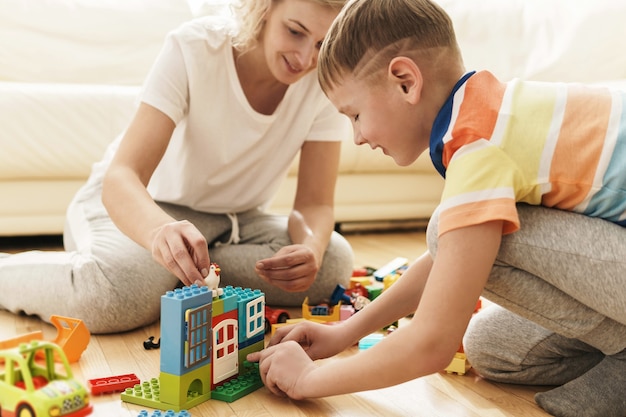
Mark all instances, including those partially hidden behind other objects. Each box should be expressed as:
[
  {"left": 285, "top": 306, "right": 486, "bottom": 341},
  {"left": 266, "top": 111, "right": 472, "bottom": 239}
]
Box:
[{"left": 2, "top": 0, "right": 625, "bottom": 237}]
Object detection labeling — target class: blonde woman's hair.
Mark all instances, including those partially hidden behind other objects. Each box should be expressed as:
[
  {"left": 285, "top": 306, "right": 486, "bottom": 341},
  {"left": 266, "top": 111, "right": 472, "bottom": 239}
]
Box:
[
  {"left": 232, "top": 0, "right": 348, "bottom": 53},
  {"left": 318, "top": 0, "right": 460, "bottom": 92}
]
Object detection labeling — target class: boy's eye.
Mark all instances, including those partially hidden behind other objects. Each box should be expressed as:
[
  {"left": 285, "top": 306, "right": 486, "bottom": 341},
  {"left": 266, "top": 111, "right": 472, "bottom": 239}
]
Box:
[{"left": 288, "top": 28, "right": 302, "bottom": 36}]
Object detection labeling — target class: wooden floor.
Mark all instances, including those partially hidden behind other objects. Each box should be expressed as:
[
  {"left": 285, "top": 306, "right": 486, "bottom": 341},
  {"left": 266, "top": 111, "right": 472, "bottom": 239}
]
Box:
[{"left": 0, "top": 230, "right": 551, "bottom": 417}]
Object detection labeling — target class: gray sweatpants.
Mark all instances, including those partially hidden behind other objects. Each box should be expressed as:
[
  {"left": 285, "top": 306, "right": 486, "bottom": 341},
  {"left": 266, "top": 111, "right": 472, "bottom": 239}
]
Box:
[
  {"left": 0, "top": 172, "right": 353, "bottom": 334},
  {"left": 427, "top": 204, "right": 626, "bottom": 385}
]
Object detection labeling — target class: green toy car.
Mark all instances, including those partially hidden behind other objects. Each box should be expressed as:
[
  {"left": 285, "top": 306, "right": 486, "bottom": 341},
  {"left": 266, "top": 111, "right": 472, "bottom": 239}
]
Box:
[{"left": 0, "top": 340, "right": 92, "bottom": 416}]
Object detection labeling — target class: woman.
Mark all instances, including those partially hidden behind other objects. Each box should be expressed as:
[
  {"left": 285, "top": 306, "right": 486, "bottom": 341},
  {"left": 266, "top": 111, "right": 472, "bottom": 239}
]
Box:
[{"left": 0, "top": 0, "right": 353, "bottom": 334}]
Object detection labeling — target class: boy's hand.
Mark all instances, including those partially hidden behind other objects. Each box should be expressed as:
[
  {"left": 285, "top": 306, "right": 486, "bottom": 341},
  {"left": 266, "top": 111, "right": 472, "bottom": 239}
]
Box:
[
  {"left": 247, "top": 340, "right": 318, "bottom": 399},
  {"left": 255, "top": 244, "right": 319, "bottom": 292},
  {"left": 268, "top": 320, "right": 350, "bottom": 360}
]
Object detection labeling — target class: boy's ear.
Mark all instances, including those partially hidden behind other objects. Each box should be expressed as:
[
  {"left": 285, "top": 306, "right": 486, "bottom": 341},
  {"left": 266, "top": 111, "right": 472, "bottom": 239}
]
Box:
[{"left": 387, "top": 57, "right": 423, "bottom": 104}]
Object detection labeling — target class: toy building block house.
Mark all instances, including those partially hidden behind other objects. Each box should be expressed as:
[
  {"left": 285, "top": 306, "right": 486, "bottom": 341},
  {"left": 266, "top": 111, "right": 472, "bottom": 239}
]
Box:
[{"left": 121, "top": 282, "right": 265, "bottom": 411}]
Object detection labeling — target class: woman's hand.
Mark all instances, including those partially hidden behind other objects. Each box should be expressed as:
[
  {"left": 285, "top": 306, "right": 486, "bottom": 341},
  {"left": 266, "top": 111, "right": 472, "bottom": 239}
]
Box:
[
  {"left": 150, "top": 220, "right": 211, "bottom": 286},
  {"left": 255, "top": 244, "right": 319, "bottom": 292}
]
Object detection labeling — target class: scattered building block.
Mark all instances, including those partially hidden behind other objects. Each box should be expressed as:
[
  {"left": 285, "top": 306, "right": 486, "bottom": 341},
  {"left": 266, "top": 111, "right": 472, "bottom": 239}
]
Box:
[{"left": 88, "top": 373, "right": 140, "bottom": 395}]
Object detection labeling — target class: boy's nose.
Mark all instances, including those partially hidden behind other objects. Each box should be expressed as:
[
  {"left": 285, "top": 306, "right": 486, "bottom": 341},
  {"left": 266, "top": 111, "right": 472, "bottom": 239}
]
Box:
[{"left": 353, "top": 133, "right": 366, "bottom": 146}]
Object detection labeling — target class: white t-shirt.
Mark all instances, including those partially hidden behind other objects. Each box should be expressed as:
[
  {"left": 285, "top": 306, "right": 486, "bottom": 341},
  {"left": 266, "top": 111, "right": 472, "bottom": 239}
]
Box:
[{"left": 137, "top": 16, "right": 349, "bottom": 213}]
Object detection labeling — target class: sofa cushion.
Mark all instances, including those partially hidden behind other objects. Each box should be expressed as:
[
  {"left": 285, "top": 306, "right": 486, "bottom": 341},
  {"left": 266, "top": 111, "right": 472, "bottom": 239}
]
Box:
[
  {"left": 0, "top": 0, "right": 192, "bottom": 84},
  {"left": 439, "top": 0, "right": 626, "bottom": 83},
  {"left": 0, "top": 82, "right": 139, "bottom": 179}
]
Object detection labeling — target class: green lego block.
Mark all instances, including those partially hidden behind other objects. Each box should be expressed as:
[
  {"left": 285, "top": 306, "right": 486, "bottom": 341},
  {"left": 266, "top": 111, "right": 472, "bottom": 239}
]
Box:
[
  {"left": 121, "top": 376, "right": 210, "bottom": 412},
  {"left": 237, "top": 340, "right": 264, "bottom": 374},
  {"left": 212, "top": 297, "right": 224, "bottom": 316},
  {"left": 365, "top": 285, "right": 383, "bottom": 300},
  {"left": 211, "top": 361, "right": 263, "bottom": 402},
  {"left": 159, "top": 368, "right": 211, "bottom": 407}
]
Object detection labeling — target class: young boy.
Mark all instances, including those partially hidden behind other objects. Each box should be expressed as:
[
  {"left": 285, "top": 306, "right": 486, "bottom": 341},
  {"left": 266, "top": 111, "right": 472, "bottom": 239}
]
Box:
[{"left": 247, "top": 1, "right": 626, "bottom": 416}]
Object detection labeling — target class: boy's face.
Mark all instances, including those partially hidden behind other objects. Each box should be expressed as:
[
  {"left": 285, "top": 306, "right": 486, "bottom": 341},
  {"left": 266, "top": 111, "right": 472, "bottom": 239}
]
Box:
[{"left": 327, "top": 74, "right": 426, "bottom": 166}]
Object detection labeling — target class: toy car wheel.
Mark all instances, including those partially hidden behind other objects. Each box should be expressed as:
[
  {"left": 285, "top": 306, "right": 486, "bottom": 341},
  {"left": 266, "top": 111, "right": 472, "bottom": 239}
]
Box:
[
  {"left": 277, "top": 313, "right": 289, "bottom": 324},
  {"left": 17, "top": 404, "right": 35, "bottom": 417}
]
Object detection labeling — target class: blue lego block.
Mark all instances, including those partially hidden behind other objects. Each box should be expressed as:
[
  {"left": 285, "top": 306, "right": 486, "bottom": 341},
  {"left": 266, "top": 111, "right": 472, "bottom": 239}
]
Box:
[
  {"left": 137, "top": 410, "right": 191, "bottom": 417},
  {"left": 212, "top": 290, "right": 239, "bottom": 316},
  {"left": 330, "top": 284, "right": 351, "bottom": 306},
  {"left": 160, "top": 284, "right": 213, "bottom": 375},
  {"left": 238, "top": 331, "right": 264, "bottom": 350},
  {"left": 358, "top": 333, "right": 384, "bottom": 350},
  {"left": 224, "top": 286, "right": 265, "bottom": 342},
  {"left": 219, "top": 287, "right": 238, "bottom": 313},
  {"left": 310, "top": 305, "right": 329, "bottom": 315}
]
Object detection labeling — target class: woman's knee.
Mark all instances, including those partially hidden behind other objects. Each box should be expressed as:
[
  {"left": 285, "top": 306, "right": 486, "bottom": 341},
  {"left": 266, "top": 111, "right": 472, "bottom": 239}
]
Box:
[
  {"left": 327, "top": 231, "right": 354, "bottom": 266},
  {"left": 318, "top": 232, "right": 353, "bottom": 284},
  {"left": 80, "top": 259, "right": 177, "bottom": 333}
]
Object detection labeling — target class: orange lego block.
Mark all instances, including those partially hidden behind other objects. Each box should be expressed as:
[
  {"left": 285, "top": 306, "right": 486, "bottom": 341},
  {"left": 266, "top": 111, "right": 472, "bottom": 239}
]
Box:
[
  {"left": 0, "top": 315, "right": 90, "bottom": 364},
  {"left": 50, "top": 315, "right": 90, "bottom": 363},
  {"left": 0, "top": 331, "right": 44, "bottom": 351}
]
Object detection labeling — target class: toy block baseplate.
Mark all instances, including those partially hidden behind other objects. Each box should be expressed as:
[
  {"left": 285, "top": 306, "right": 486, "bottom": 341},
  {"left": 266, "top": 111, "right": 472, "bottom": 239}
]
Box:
[
  {"left": 121, "top": 377, "right": 210, "bottom": 412},
  {"left": 122, "top": 362, "right": 263, "bottom": 408},
  {"left": 211, "top": 361, "right": 263, "bottom": 403}
]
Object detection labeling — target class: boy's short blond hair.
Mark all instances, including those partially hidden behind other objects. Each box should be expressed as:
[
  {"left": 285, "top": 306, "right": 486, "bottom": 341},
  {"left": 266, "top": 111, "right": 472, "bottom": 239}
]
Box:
[
  {"left": 318, "top": 0, "right": 460, "bottom": 92},
  {"left": 232, "top": 0, "right": 347, "bottom": 53}
]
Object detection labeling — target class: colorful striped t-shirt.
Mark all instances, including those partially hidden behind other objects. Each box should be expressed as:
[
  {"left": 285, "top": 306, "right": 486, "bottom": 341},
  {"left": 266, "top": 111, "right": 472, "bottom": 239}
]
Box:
[{"left": 430, "top": 71, "right": 626, "bottom": 237}]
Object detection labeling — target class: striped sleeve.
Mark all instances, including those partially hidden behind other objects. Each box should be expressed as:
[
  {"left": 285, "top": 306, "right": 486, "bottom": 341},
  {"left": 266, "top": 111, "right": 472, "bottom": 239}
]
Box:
[
  {"left": 438, "top": 140, "right": 525, "bottom": 236},
  {"left": 433, "top": 71, "right": 626, "bottom": 235}
]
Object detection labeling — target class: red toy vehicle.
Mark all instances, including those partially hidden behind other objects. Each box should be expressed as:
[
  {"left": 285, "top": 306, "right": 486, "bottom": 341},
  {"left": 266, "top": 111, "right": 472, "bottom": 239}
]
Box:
[{"left": 264, "top": 306, "right": 290, "bottom": 333}]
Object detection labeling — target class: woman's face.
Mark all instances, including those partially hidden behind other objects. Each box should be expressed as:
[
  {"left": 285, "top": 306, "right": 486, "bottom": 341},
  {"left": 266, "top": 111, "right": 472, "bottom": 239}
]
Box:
[{"left": 261, "top": 0, "right": 339, "bottom": 84}]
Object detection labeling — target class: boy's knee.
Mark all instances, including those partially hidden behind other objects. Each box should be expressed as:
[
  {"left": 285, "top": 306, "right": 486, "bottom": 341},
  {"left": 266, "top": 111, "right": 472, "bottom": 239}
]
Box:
[
  {"left": 463, "top": 305, "right": 541, "bottom": 379},
  {"left": 463, "top": 311, "right": 497, "bottom": 377}
]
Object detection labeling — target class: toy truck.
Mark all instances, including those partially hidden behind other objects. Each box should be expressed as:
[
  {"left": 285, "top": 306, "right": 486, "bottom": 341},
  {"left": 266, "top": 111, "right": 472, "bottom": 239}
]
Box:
[{"left": 0, "top": 340, "right": 92, "bottom": 416}]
